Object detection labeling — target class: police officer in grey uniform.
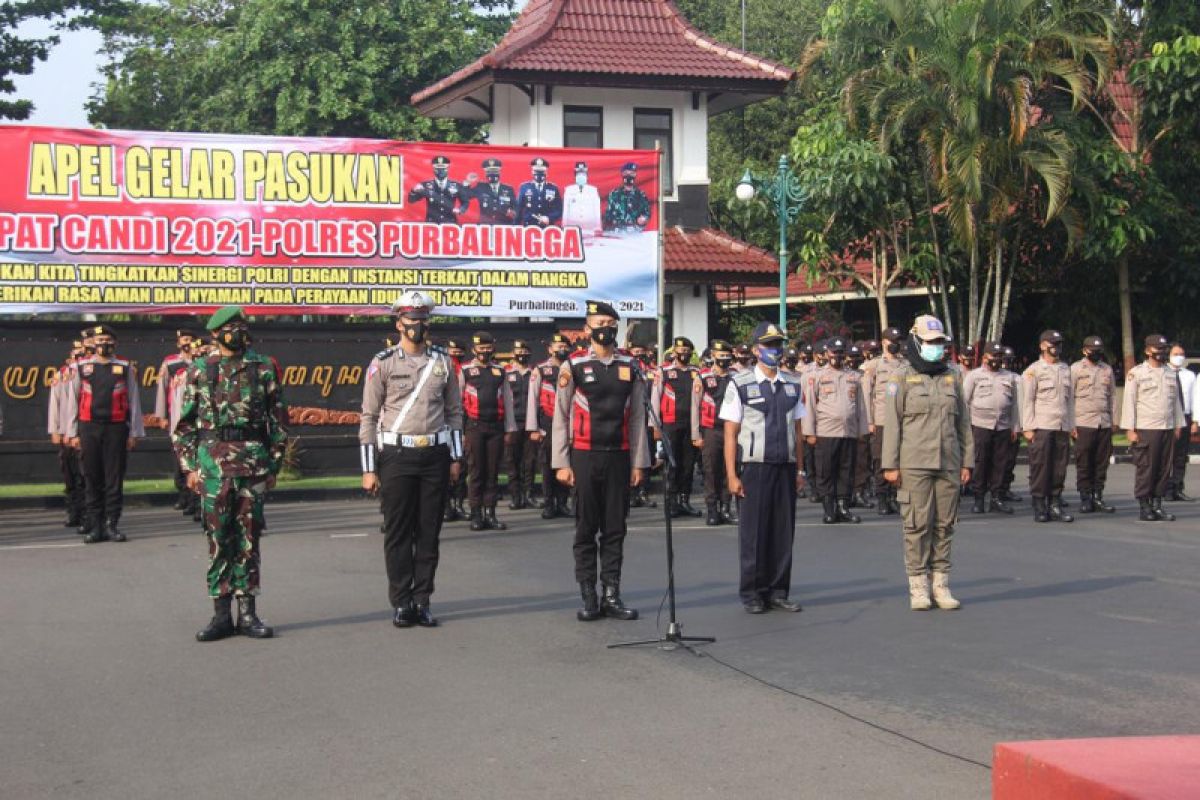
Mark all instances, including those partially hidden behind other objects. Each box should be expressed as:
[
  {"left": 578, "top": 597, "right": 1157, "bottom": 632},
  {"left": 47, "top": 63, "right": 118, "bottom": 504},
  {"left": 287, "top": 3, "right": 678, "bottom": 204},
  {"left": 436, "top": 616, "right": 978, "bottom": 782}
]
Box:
[
  {"left": 1121, "top": 334, "right": 1187, "bottom": 521},
  {"left": 1070, "top": 335, "right": 1117, "bottom": 513},
  {"left": 963, "top": 342, "right": 1019, "bottom": 514},
  {"left": 862, "top": 327, "right": 907, "bottom": 515},
  {"left": 882, "top": 315, "right": 973, "bottom": 611},
  {"left": 721, "top": 321, "right": 806, "bottom": 614},
  {"left": 802, "top": 337, "right": 869, "bottom": 524},
  {"left": 360, "top": 290, "right": 465, "bottom": 628},
  {"left": 408, "top": 155, "right": 467, "bottom": 223},
  {"left": 1021, "top": 330, "right": 1075, "bottom": 523}
]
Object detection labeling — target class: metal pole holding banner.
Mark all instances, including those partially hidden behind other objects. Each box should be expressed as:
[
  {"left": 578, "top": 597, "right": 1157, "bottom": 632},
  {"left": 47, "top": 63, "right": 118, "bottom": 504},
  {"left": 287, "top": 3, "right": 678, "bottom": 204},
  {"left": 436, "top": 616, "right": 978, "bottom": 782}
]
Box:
[{"left": 656, "top": 140, "right": 666, "bottom": 358}]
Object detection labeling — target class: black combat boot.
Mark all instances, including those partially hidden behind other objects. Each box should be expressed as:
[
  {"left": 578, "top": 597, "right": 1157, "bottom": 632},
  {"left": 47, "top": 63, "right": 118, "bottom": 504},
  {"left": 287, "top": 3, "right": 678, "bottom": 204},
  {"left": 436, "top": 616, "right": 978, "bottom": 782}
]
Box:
[
  {"left": 105, "top": 518, "right": 126, "bottom": 543},
  {"left": 444, "top": 497, "right": 461, "bottom": 523},
  {"left": 852, "top": 490, "right": 875, "bottom": 509},
  {"left": 173, "top": 489, "right": 189, "bottom": 511},
  {"left": 577, "top": 583, "right": 602, "bottom": 621},
  {"left": 1048, "top": 496, "right": 1074, "bottom": 523},
  {"left": 888, "top": 492, "right": 902, "bottom": 514},
  {"left": 1078, "top": 492, "right": 1096, "bottom": 514},
  {"left": 1138, "top": 499, "right": 1157, "bottom": 521},
  {"left": 638, "top": 486, "right": 656, "bottom": 508},
  {"left": 822, "top": 496, "right": 839, "bottom": 525},
  {"left": 541, "top": 494, "right": 560, "bottom": 520},
  {"left": 1001, "top": 488, "right": 1022, "bottom": 503},
  {"left": 235, "top": 595, "right": 273, "bottom": 638},
  {"left": 508, "top": 488, "right": 525, "bottom": 511},
  {"left": 64, "top": 510, "right": 81, "bottom": 528},
  {"left": 83, "top": 517, "right": 107, "bottom": 543},
  {"left": 192, "top": 498, "right": 202, "bottom": 522},
  {"left": 414, "top": 604, "right": 438, "bottom": 627},
  {"left": 797, "top": 485, "right": 808, "bottom": 500},
  {"left": 196, "top": 596, "right": 235, "bottom": 642},
  {"left": 600, "top": 585, "right": 638, "bottom": 620},
  {"left": 971, "top": 493, "right": 986, "bottom": 514},
  {"left": 679, "top": 494, "right": 703, "bottom": 517},
  {"left": 1032, "top": 497, "right": 1051, "bottom": 523},
  {"left": 668, "top": 494, "right": 685, "bottom": 518},
  {"left": 836, "top": 498, "right": 861, "bottom": 524},
  {"left": 1152, "top": 497, "right": 1176, "bottom": 521},
  {"left": 1169, "top": 488, "right": 1192, "bottom": 502},
  {"left": 1094, "top": 491, "right": 1115, "bottom": 513},
  {"left": 705, "top": 504, "right": 722, "bottom": 526},
  {"left": 483, "top": 507, "right": 508, "bottom": 531},
  {"left": 722, "top": 500, "right": 739, "bottom": 524},
  {"left": 988, "top": 495, "right": 1014, "bottom": 515},
  {"left": 808, "top": 490, "right": 823, "bottom": 504},
  {"left": 877, "top": 488, "right": 892, "bottom": 515},
  {"left": 393, "top": 603, "right": 417, "bottom": 627},
  {"left": 468, "top": 507, "right": 485, "bottom": 531}
]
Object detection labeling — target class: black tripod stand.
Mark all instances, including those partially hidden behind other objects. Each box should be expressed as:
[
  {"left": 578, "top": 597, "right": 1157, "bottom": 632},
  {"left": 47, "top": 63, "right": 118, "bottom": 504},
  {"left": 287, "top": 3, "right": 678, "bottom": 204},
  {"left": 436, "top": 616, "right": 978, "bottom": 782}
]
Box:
[{"left": 609, "top": 380, "right": 715, "bottom": 655}]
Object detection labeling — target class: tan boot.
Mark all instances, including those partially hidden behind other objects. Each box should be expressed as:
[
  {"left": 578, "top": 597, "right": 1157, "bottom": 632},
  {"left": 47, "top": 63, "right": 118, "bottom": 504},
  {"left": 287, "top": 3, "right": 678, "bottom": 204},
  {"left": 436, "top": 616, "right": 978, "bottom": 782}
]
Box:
[
  {"left": 908, "top": 575, "right": 932, "bottom": 611},
  {"left": 930, "top": 572, "right": 961, "bottom": 610}
]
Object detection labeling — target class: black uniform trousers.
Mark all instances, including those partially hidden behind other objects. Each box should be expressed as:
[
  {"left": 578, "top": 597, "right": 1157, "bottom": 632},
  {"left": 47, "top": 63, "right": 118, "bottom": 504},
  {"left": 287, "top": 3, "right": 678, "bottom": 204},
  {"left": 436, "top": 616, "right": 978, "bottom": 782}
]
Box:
[
  {"left": 78, "top": 421, "right": 129, "bottom": 524},
  {"left": 663, "top": 424, "right": 696, "bottom": 495},
  {"left": 58, "top": 443, "right": 85, "bottom": 518},
  {"left": 465, "top": 420, "right": 504, "bottom": 508},
  {"left": 505, "top": 429, "right": 538, "bottom": 498},
  {"left": 1132, "top": 429, "right": 1175, "bottom": 500},
  {"left": 1074, "top": 426, "right": 1114, "bottom": 494},
  {"left": 870, "top": 427, "right": 888, "bottom": 495},
  {"left": 1003, "top": 434, "right": 1020, "bottom": 492},
  {"left": 701, "top": 426, "right": 729, "bottom": 508},
  {"left": 971, "top": 426, "right": 1016, "bottom": 494},
  {"left": 814, "top": 437, "right": 856, "bottom": 501},
  {"left": 379, "top": 444, "right": 451, "bottom": 607},
  {"left": 738, "top": 461, "right": 797, "bottom": 603},
  {"left": 570, "top": 449, "right": 630, "bottom": 586},
  {"left": 1028, "top": 429, "right": 1070, "bottom": 499},
  {"left": 1168, "top": 414, "right": 1191, "bottom": 493},
  {"left": 854, "top": 435, "right": 872, "bottom": 493},
  {"left": 803, "top": 440, "right": 818, "bottom": 496}
]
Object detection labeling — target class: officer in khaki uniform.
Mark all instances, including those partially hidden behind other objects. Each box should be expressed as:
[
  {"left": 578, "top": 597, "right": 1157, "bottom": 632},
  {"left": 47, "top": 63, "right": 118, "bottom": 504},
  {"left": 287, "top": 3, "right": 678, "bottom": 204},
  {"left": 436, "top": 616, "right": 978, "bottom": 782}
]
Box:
[
  {"left": 801, "top": 338, "right": 870, "bottom": 524},
  {"left": 882, "top": 316, "right": 972, "bottom": 611},
  {"left": 962, "top": 342, "right": 1019, "bottom": 514},
  {"left": 360, "top": 291, "right": 465, "bottom": 628},
  {"left": 1021, "top": 330, "right": 1075, "bottom": 523},
  {"left": 1121, "top": 334, "right": 1187, "bottom": 522},
  {"left": 862, "top": 327, "right": 907, "bottom": 515},
  {"left": 1070, "top": 335, "right": 1117, "bottom": 513}
]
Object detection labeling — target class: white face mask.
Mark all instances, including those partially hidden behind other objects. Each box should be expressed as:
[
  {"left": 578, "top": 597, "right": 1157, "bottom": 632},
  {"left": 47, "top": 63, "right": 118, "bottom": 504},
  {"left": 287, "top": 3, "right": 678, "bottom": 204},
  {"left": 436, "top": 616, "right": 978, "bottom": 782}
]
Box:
[{"left": 1170, "top": 354, "right": 1186, "bottom": 368}]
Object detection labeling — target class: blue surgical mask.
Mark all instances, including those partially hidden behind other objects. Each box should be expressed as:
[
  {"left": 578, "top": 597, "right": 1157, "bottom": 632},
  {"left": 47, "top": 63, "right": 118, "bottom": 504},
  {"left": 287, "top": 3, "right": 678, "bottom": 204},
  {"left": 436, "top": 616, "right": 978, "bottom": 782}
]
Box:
[
  {"left": 757, "top": 346, "right": 783, "bottom": 367},
  {"left": 919, "top": 343, "right": 946, "bottom": 362}
]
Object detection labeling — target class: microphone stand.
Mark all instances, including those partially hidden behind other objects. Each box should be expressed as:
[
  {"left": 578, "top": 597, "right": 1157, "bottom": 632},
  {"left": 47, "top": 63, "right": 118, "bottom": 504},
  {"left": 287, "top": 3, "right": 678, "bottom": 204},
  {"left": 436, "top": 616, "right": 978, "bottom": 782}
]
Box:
[{"left": 609, "top": 375, "right": 715, "bottom": 656}]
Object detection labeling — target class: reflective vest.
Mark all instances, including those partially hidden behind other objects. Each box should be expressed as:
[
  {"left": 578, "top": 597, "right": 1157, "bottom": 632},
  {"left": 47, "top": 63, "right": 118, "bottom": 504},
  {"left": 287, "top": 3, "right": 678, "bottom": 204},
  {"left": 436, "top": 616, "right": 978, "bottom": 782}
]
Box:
[
  {"left": 732, "top": 370, "right": 802, "bottom": 464},
  {"left": 569, "top": 353, "right": 638, "bottom": 451},
  {"left": 700, "top": 369, "right": 734, "bottom": 430},
  {"left": 461, "top": 362, "right": 506, "bottom": 423},
  {"left": 79, "top": 359, "right": 131, "bottom": 423}
]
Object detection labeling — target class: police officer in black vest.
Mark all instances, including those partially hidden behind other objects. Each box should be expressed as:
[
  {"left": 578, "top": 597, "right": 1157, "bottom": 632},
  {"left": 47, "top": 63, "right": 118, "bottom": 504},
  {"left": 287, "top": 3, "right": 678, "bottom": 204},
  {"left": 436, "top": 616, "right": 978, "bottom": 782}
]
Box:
[
  {"left": 460, "top": 332, "right": 517, "bottom": 531},
  {"left": 470, "top": 157, "right": 517, "bottom": 224},
  {"left": 504, "top": 339, "right": 537, "bottom": 509},
  {"left": 721, "top": 322, "right": 806, "bottom": 614},
  {"left": 528, "top": 334, "right": 573, "bottom": 518},
  {"left": 700, "top": 340, "right": 738, "bottom": 525},
  {"left": 652, "top": 336, "right": 704, "bottom": 517},
  {"left": 552, "top": 301, "right": 649, "bottom": 622},
  {"left": 408, "top": 155, "right": 467, "bottom": 223},
  {"left": 65, "top": 325, "right": 146, "bottom": 543}
]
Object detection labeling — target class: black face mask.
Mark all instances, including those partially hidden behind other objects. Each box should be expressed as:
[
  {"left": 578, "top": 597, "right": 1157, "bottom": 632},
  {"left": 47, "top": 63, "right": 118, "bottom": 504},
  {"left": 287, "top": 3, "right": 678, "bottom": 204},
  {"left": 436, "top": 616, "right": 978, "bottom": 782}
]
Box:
[
  {"left": 433, "top": 168, "right": 448, "bottom": 181},
  {"left": 623, "top": 175, "right": 636, "bottom": 186},
  {"left": 590, "top": 326, "right": 618, "bottom": 346},
  {"left": 218, "top": 328, "right": 248, "bottom": 352},
  {"left": 552, "top": 349, "right": 569, "bottom": 362},
  {"left": 534, "top": 173, "right": 546, "bottom": 184},
  {"left": 676, "top": 352, "right": 691, "bottom": 364},
  {"left": 1043, "top": 345, "right": 1059, "bottom": 358},
  {"left": 886, "top": 342, "right": 900, "bottom": 355},
  {"left": 715, "top": 358, "right": 733, "bottom": 370},
  {"left": 475, "top": 350, "right": 494, "bottom": 363},
  {"left": 402, "top": 321, "right": 428, "bottom": 343},
  {"left": 95, "top": 342, "right": 115, "bottom": 357},
  {"left": 1084, "top": 350, "right": 1102, "bottom": 362},
  {"left": 83, "top": 346, "right": 96, "bottom": 356},
  {"left": 1150, "top": 348, "right": 1169, "bottom": 362},
  {"left": 515, "top": 354, "right": 530, "bottom": 365},
  {"left": 828, "top": 356, "right": 844, "bottom": 369},
  {"left": 986, "top": 358, "right": 1003, "bottom": 370},
  {"left": 487, "top": 174, "right": 500, "bottom": 184}
]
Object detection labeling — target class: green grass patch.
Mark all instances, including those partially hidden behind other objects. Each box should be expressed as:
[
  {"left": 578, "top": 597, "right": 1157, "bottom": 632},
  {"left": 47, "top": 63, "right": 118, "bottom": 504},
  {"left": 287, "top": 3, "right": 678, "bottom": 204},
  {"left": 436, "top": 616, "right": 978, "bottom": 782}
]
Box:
[{"left": 0, "top": 474, "right": 361, "bottom": 499}]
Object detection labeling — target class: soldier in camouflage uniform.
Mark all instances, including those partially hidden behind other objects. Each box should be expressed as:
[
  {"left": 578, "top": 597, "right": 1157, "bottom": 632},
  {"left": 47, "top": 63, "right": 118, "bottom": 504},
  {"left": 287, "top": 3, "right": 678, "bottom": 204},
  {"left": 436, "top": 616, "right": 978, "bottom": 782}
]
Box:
[
  {"left": 174, "top": 306, "right": 288, "bottom": 642},
  {"left": 603, "top": 162, "right": 651, "bottom": 232}
]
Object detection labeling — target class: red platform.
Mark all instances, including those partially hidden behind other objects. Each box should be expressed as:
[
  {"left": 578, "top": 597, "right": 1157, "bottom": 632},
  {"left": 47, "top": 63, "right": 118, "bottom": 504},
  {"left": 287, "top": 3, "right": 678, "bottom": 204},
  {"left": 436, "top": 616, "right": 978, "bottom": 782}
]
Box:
[{"left": 993, "top": 736, "right": 1200, "bottom": 799}]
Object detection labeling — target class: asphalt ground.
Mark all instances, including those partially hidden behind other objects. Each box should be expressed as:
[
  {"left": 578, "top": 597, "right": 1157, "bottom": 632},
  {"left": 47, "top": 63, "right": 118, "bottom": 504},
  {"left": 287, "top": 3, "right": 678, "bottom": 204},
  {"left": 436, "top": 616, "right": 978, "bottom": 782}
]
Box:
[{"left": 2, "top": 464, "right": 1198, "bottom": 799}]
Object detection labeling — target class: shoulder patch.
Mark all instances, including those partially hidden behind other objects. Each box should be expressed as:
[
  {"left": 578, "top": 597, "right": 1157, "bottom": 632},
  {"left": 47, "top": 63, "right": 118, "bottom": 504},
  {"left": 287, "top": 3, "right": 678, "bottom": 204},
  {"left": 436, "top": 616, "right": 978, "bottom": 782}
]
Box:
[
  {"left": 905, "top": 375, "right": 922, "bottom": 383},
  {"left": 375, "top": 347, "right": 394, "bottom": 361}
]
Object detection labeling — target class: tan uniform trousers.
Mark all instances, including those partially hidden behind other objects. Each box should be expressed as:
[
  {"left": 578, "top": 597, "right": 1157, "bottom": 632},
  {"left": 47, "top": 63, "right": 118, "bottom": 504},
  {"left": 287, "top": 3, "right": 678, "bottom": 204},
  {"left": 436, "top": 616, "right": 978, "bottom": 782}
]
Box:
[{"left": 897, "top": 468, "right": 960, "bottom": 576}]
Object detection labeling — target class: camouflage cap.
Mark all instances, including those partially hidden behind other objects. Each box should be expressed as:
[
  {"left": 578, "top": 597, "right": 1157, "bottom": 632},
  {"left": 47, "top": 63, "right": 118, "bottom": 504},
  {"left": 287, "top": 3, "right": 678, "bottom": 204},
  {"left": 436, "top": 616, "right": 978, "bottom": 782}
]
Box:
[
  {"left": 206, "top": 306, "right": 246, "bottom": 332},
  {"left": 911, "top": 315, "right": 948, "bottom": 343}
]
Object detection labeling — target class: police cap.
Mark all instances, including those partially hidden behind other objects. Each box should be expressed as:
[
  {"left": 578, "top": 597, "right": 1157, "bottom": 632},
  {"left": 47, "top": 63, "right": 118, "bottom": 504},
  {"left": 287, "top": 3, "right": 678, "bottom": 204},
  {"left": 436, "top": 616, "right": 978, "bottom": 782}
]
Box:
[
  {"left": 482, "top": 157, "right": 502, "bottom": 172},
  {"left": 432, "top": 155, "right": 450, "bottom": 167},
  {"left": 962, "top": 344, "right": 976, "bottom": 357},
  {"left": 752, "top": 321, "right": 787, "bottom": 344},
  {"left": 206, "top": 306, "right": 246, "bottom": 332},
  {"left": 585, "top": 300, "right": 619, "bottom": 320},
  {"left": 513, "top": 339, "right": 530, "bottom": 351},
  {"left": 864, "top": 339, "right": 880, "bottom": 352},
  {"left": 1144, "top": 333, "right": 1169, "bottom": 348},
  {"left": 825, "top": 337, "right": 846, "bottom": 353},
  {"left": 391, "top": 290, "right": 435, "bottom": 320},
  {"left": 1083, "top": 335, "right": 1104, "bottom": 349},
  {"left": 673, "top": 336, "right": 694, "bottom": 350},
  {"left": 882, "top": 327, "right": 903, "bottom": 342},
  {"left": 710, "top": 339, "right": 733, "bottom": 354},
  {"left": 786, "top": 346, "right": 800, "bottom": 358},
  {"left": 1039, "top": 329, "right": 1064, "bottom": 344},
  {"left": 531, "top": 157, "right": 549, "bottom": 170},
  {"left": 620, "top": 162, "right": 638, "bottom": 173},
  {"left": 175, "top": 328, "right": 202, "bottom": 339},
  {"left": 472, "top": 331, "right": 495, "bottom": 346},
  {"left": 82, "top": 324, "right": 117, "bottom": 339},
  {"left": 912, "top": 315, "right": 948, "bottom": 343},
  {"left": 984, "top": 341, "right": 1005, "bottom": 356},
  {"left": 801, "top": 343, "right": 814, "bottom": 355},
  {"left": 447, "top": 338, "right": 465, "bottom": 350},
  {"left": 551, "top": 333, "right": 571, "bottom": 345},
  {"left": 733, "top": 344, "right": 752, "bottom": 357}
]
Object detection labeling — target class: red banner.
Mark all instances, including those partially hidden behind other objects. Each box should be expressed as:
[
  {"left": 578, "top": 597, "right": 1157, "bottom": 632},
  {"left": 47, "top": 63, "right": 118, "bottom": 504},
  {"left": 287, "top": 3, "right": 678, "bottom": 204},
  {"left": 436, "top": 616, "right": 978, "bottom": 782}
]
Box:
[{"left": 0, "top": 126, "right": 660, "bottom": 317}]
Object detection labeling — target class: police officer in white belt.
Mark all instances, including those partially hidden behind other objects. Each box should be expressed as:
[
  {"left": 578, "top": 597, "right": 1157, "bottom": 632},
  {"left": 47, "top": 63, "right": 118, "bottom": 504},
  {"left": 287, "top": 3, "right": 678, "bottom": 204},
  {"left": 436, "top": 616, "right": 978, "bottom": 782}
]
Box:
[
  {"left": 1122, "top": 334, "right": 1187, "bottom": 522},
  {"left": 1021, "top": 330, "right": 1075, "bottom": 523},
  {"left": 881, "top": 316, "right": 973, "bottom": 611},
  {"left": 721, "top": 321, "right": 806, "bottom": 615},
  {"left": 360, "top": 291, "right": 464, "bottom": 628}
]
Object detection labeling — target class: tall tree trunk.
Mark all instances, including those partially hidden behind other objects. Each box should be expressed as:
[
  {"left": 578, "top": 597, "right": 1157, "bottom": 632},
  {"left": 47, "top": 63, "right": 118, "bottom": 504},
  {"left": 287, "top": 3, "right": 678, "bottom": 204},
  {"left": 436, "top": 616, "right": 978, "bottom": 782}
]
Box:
[
  {"left": 974, "top": 237, "right": 995, "bottom": 346},
  {"left": 995, "top": 228, "right": 1022, "bottom": 342},
  {"left": 988, "top": 238, "right": 1004, "bottom": 342},
  {"left": 921, "top": 169, "right": 954, "bottom": 337},
  {"left": 967, "top": 239, "right": 980, "bottom": 347},
  {"left": 1118, "top": 252, "right": 1135, "bottom": 375}
]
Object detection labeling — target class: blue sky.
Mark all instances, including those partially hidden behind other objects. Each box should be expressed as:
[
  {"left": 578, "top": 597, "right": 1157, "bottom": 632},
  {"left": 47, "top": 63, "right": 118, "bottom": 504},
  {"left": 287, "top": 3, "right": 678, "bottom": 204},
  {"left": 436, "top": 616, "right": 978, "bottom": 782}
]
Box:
[{"left": 8, "top": 18, "right": 103, "bottom": 128}]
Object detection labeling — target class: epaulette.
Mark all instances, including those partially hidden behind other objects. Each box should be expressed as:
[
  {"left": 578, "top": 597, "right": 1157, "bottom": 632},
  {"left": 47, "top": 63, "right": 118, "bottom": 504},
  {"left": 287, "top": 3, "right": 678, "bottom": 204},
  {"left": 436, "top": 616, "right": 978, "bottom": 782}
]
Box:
[
  {"left": 375, "top": 347, "right": 396, "bottom": 361},
  {"left": 429, "top": 344, "right": 448, "bottom": 356}
]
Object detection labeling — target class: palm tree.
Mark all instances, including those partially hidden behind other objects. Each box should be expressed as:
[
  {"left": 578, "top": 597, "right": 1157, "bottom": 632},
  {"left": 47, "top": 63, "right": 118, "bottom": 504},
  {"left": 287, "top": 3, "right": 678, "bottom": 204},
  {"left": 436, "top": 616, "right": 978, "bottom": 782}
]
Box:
[{"left": 837, "top": 0, "right": 1113, "bottom": 342}]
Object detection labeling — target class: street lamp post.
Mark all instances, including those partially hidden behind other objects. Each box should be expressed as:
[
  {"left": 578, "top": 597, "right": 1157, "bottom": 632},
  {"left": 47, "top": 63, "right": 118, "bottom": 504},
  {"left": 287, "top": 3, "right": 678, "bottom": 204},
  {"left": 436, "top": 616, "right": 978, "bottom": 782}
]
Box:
[{"left": 736, "top": 154, "right": 806, "bottom": 331}]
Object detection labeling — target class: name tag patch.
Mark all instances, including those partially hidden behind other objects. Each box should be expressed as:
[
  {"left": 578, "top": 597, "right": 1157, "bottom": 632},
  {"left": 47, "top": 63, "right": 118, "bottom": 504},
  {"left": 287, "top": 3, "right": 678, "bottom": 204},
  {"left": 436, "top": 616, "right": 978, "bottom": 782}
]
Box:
[
  {"left": 783, "top": 383, "right": 797, "bottom": 397},
  {"left": 618, "top": 366, "right": 631, "bottom": 381}
]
